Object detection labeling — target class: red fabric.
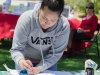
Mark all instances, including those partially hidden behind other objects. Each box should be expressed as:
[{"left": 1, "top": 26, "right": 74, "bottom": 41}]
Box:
[
  {"left": 80, "top": 14, "right": 98, "bottom": 37},
  {"left": 68, "top": 18, "right": 91, "bottom": 54},
  {"left": 0, "top": 12, "right": 5, "bottom": 39},
  {"left": 68, "top": 18, "right": 81, "bottom": 29},
  {"left": 0, "top": 12, "right": 20, "bottom": 39}
]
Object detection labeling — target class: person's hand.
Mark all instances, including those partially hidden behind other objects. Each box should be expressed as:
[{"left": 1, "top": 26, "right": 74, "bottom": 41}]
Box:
[
  {"left": 18, "top": 58, "right": 34, "bottom": 74},
  {"left": 77, "top": 28, "right": 83, "bottom": 33},
  {"left": 32, "top": 67, "right": 41, "bottom": 74}
]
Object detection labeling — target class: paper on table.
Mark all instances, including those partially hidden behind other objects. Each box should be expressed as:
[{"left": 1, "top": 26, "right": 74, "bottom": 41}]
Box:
[
  {"left": 36, "top": 73, "right": 55, "bottom": 75},
  {"left": 9, "top": 70, "right": 19, "bottom": 75},
  {"left": 10, "top": 70, "right": 55, "bottom": 75},
  {"left": 3, "top": 64, "right": 19, "bottom": 75}
]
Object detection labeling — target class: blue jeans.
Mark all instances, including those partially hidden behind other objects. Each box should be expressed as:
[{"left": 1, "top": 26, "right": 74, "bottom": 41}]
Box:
[
  {"left": 33, "top": 63, "right": 57, "bottom": 71},
  {"left": 48, "top": 63, "right": 57, "bottom": 71},
  {"left": 15, "top": 63, "right": 57, "bottom": 71}
]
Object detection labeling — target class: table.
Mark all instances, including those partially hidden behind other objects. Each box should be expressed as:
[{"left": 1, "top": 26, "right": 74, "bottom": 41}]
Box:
[
  {"left": 0, "top": 70, "right": 72, "bottom": 75},
  {"left": 0, "top": 70, "right": 100, "bottom": 75},
  {"left": 0, "top": 12, "right": 20, "bottom": 39},
  {"left": 71, "top": 70, "right": 100, "bottom": 75}
]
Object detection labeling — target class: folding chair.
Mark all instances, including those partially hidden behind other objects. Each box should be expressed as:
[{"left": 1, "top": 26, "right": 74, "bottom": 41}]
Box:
[{"left": 82, "top": 23, "right": 100, "bottom": 57}]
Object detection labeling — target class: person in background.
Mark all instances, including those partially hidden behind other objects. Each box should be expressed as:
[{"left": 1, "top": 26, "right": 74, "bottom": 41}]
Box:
[
  {"left": 65, "top": 2, "right": 98, "bottom": 57},
  {"left": 10, "top": 0, "right": 70, "bottom": 74}
]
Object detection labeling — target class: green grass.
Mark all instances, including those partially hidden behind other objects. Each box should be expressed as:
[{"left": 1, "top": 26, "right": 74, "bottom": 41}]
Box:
[
  {"left": 0, "top": 36, "right": 100, "bottom": 71},
  {"left": 58, "top": 52, "right": 100, "bottom": 71},
  {"left": 0, "top": 39, "right": 14, "bottom": 71}
]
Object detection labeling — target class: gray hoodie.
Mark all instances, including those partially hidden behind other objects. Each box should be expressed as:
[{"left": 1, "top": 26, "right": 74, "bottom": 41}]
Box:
[{"left": 10, "top": 3, "right": 70, "bottom": 72}]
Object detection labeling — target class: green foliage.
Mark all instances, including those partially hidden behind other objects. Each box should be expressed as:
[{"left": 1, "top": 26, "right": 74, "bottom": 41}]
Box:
[
  {"left": 77, "top": 1, "right": 87, "bottom": 14},
  {"left": 96, "top": 14, "right": 100, "bottom": 20},
  {"left": 64, "top": 0, "right": 82, "bottom": 10},
  {"left": 93, "top": 0, "right": 100, "bottom": 14},
  {"left": 64, "top": 0, "right": 100, "bottom": 14}
]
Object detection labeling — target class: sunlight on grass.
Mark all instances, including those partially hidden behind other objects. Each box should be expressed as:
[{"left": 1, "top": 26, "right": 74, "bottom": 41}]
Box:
[
  {"left": 58, "top": 58, "right": 85, "bottom": 71},
  {"left": 0, "top": 49, "right": 15, "bottom": 71}
]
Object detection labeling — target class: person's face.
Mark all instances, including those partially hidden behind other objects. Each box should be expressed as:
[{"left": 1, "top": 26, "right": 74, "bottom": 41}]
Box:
[
  {"left": 38, "top": 7, "right": 59, "bottom": 30},
  {"left": 86, "top": 5, "right": 94, "bottom": 13}
]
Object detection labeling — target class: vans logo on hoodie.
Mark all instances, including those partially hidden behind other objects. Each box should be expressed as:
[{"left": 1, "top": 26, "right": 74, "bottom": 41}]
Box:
[{"left": 31, "top": 36, "right": 53, "bottom": 45}]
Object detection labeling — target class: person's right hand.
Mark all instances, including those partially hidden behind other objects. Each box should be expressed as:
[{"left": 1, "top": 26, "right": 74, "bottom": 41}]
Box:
[
  {"left": 18, "top": 58, "right": 34, "bottom": 74},
  {"left": 77, "top": 28, "right": 83, "bottom": 33}
]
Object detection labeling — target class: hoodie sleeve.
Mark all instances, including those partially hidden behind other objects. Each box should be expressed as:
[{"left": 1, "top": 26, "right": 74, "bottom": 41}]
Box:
[
  {"left": 37, "top": 17, "right": 70, "bottom": 72},
  {"left": 10, "top": 11, "right": 32, "bottom": 65}
]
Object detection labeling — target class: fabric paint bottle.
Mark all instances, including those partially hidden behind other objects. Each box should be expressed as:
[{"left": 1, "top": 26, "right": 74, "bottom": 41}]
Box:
[{"left": 85, "top": 68, "right": 94, "bottom": 75}]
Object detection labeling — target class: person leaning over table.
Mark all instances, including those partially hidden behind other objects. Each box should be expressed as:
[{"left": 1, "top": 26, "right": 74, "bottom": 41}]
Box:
[
  {"left": 64, "top": 2, "right": 98, "bottom": 57},
  {"left": 10, "top": 0, "right": 70, "bottom": 74}
]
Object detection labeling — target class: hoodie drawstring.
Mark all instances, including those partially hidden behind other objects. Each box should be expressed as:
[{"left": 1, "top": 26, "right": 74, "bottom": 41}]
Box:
[
  {"left": 39, "top": 31, "right": 45, "bottom": 66},
  {"left": 39, "top": 31, "right": 55, "bottom": 66}
]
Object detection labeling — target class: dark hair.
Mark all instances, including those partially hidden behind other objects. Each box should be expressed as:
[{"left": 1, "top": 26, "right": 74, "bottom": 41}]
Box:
[
  {"left": 86, "top": 2, "right": 95, "bottom": 13},
  {"left": 40, "top": 0, "right": 64, "bottom": 16},
  {"left": 86, "top": 2, "right": 94, "bottom": 9}
]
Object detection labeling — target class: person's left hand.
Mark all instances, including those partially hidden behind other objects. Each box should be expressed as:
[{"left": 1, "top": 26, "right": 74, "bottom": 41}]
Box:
[{"left": 32, "top": 67, "right": 41, "bottom": 74}]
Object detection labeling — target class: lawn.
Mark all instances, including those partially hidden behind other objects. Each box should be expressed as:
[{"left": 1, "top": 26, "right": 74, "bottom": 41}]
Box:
[{"left": 0, "top": 36, "right": 100, "bottom": 71}]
